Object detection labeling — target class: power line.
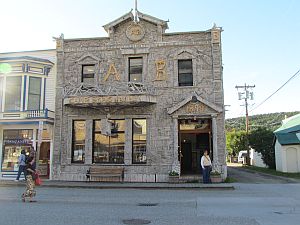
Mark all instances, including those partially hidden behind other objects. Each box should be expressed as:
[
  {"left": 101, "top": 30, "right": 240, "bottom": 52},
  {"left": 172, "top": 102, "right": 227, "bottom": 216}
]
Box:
[{"left": 250, "top": 68, "right": 300, "bottom": 113}]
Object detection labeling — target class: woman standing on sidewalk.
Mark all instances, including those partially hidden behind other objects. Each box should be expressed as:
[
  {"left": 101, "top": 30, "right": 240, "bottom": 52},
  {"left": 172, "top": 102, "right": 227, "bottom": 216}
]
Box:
[
  {"left": 201, "top": 150, "right": 212, "bottom": 184},
  {"left": 21, "top": 156, "right": 37, "bottom": 202}
]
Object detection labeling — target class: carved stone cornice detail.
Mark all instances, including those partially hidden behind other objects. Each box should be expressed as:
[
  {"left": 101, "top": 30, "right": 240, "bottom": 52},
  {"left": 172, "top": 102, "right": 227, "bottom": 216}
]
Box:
[{"left": 63, "top": 82, "right": 156, "bottom": 98}]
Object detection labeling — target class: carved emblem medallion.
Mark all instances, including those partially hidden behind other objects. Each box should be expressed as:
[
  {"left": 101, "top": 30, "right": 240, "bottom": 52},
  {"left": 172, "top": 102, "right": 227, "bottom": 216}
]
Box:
[{"left": 126, "top": 23, "right": 145, "bottom": 41}]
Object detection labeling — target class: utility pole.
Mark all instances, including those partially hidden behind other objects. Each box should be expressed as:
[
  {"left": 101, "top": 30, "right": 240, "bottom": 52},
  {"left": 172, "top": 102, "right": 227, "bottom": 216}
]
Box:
[{"left": 235, "top": 83, "right": 255, "bottom": 165}]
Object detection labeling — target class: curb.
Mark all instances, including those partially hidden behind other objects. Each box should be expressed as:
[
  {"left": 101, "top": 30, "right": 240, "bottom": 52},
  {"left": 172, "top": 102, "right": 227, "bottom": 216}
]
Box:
[{"left": 0, "top": 181, "right": 235, "bottom": 190}]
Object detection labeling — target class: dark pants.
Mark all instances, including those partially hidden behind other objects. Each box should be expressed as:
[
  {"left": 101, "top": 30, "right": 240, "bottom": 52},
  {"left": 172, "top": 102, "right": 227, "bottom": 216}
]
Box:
[
  {"left": 202, "top": 166, "right": 211, "bottom": 184},
  {"left": 16, "top": 165, "right": 27, "bottom": 180}
]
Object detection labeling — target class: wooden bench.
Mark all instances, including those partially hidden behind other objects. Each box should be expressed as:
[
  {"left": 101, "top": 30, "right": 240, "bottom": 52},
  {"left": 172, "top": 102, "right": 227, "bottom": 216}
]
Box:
[{"left": 86, "top": 167, "right": 124, "bottom": 182}]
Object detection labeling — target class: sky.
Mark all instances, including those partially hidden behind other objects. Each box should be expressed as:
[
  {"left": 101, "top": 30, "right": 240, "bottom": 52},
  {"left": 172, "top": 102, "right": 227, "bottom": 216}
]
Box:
[{"left": 0, "top": 0, "right": 299, "bottom": 119}]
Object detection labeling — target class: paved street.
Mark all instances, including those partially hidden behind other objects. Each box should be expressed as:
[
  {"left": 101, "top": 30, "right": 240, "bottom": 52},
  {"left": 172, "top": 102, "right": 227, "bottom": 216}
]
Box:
[
  {"left": 227, "top": 165, "right": 300, "bottom": 184},
  {"left": 1, "top": 182, "right": 300, "bottom": 225}
]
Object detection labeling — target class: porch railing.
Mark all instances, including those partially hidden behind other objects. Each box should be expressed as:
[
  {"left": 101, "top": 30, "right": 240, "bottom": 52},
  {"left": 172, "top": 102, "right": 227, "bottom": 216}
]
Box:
[{"left": 0, "top": 109, "right": 55, "bottom": 120}]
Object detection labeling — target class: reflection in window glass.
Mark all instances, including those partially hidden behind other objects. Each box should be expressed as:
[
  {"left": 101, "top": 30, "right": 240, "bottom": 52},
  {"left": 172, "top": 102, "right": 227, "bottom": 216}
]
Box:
[
  {"left": 82, "top": 65, "right": 95, "bottom": 83},
  {"left": 5, "top": 76, "right": 22, "bottom": 111},
  {"left": 1, "top": 145, "right": 32, "bottom": 171},
  {"left": 0, "top": 77, "right": 3, "bottom": 112},
  {"left": 129, "top": 57, "right": 143, "bottom": 82},
  {"left": 132, "top": 119, "right": 147, "bottom": 164},
  {"left": 3, "top": 129, "right": 33, "bottom": 140},
  {"left": 72, "top": 121, "right": 86, "bottom": 163},
  {"left": 93, "top": 120, "right": 125, "bottom": 164},
  {"left": 28, "top": 77, "right": 41, "bottom": 110}
]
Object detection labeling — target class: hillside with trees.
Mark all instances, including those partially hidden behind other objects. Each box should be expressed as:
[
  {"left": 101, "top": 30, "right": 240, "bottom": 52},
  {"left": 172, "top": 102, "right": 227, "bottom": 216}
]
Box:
[{"left": 225, "top": 111, "right": 300, "bottom": 132}]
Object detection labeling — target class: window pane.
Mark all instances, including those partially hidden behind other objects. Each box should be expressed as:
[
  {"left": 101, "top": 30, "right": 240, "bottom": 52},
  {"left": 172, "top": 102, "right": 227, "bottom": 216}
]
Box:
[
  {"left": 83, "top": 65, "right": 95, "bottom": 74},
  {"left": 93, "top": 119, "right": 125, "bottom": 164},
  {"left": 72, "top": 121, "right": 86, "bottom": 163},
  {"left": 1, "top": 145, "right": 32, "bottom": 172},
  {"left": 132, "top": 119, "right": 147, "bottom": 164},
  {"left": 129, "top": 58, "right": 143, "bottom": 82},
  {"left": 82, "top": 65, "right": 95, "bottom": 83},
  {"left": 5, "top": 76, "right": 22, "bottom": 111},
  {"left": 178, "top": 59, "right": 193, "bottom": 86},
  {"left": 94, "top": 120, "right": 101, "bottom": 132},
  {"left": 179, "top": 73, "right": 193, "bottom": 86},
  {"left": 28, "top": 77, "right": 41, "bottom": 110},
  {"left": 178, "top": 60, "right": 192, "bottom": 72},
  {"left": 3, "top": 129, "right": 33, "bottom": 140},
  {"left": 0, "top": 77, "right": 3, "bottom": 111},
  {"left": 29, "top": 77, "right": 41, "bottom": 94},
  {"left": 109, "top": 119, "right": 125, "bottom": 132}
]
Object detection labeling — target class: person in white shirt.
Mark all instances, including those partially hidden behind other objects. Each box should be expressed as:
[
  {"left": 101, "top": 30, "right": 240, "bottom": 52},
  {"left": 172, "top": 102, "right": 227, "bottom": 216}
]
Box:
[{"left": 201, "top": 149, "right": 212, "bottom": 183}]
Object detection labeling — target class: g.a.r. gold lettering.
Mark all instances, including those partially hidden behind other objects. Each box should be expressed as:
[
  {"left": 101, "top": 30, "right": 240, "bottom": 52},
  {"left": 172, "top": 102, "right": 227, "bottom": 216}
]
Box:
[
  {"left": 103, "top": 63, "right": 120, "bottom": 81},
  {"left": 155, "top": 60, "right": 167, "bottom": 81}
]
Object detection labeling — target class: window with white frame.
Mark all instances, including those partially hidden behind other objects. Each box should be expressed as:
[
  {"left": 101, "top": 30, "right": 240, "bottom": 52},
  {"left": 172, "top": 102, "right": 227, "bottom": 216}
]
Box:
[
  {"left": 5, "top": 76, "right": 22, "bottom": 111},
  {"left": 27, "top": 77, "right": 42, "bottom": 110}
]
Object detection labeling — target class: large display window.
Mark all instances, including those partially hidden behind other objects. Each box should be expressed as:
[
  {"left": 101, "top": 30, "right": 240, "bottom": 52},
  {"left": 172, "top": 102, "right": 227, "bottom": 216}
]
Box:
[
  {"left": 93, "top": 119, "right": 125, "bottom": 164},
  {"left": 2, "top": 145, "right": 32, "bottom": 172},
  {"left": 1, "top": 129, "right": 33, "bottom": 172}
]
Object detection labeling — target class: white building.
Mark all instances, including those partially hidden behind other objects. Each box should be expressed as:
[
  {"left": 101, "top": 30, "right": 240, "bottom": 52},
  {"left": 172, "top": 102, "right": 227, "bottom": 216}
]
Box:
[
  {"left": 0, "top": 49, "right": 56, "bottom": 180},
  {"left": 274, "top": 114, "right": 300, "bottom": 173}
]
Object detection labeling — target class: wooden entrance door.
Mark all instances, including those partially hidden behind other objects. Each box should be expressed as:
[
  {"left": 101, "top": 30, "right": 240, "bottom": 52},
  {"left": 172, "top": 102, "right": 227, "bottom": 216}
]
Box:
[{"left": 181, "top": 142, "right": 192, "bottom": 174}]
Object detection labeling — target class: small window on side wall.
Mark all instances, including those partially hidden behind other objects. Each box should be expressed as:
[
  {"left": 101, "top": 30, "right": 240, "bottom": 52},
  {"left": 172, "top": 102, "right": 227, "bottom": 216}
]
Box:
[
  {"left": 178, "top": 59, "right": 193, "bottom": 86},
  {"left": 82, "top": 65, "right": 95, "bottom": 83}
]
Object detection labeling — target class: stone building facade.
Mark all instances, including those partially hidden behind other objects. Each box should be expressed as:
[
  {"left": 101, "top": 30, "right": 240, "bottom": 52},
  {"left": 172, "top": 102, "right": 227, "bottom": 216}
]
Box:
[{"left": 52, "top": 11, "right": 226, "bottom": 182}]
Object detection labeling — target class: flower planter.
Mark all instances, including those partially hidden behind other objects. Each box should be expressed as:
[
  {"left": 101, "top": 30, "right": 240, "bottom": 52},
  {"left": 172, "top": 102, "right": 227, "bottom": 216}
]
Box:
[
  {"left": 210, "top": 175, "right": 222, "bottom": 183},
  {"left": 168, "top": 175, "right": 180, "bottom": 183}
]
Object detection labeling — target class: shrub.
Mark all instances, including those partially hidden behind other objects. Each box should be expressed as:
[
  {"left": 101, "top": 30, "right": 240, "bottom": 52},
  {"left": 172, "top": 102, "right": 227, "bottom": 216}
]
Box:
[{"left": 169, "top": 171, "right": 179, "bottom": 176}]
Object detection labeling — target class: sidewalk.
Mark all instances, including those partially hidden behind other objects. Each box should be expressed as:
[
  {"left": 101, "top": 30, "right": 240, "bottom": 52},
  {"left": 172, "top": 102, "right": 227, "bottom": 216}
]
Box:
[{"left": 0, "top": 179, "right": 234, "bottom": 190}]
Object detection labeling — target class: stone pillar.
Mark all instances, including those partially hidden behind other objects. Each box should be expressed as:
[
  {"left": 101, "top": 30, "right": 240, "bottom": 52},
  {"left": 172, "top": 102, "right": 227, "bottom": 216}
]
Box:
[
  {"left": 85, "top": 119, "right": 93, "bottom": 165},
  {"left": 212, "top": 115, "right": 220, "bottom": 172},
  {"left": 124, "top": 118, "right": 132, "bottom": 165},
  {"left": 171, "top": 116, "right": 180, "bottom": 175},
  {"left": 49, "top": 140, "right": 54, "bottom": 180}
]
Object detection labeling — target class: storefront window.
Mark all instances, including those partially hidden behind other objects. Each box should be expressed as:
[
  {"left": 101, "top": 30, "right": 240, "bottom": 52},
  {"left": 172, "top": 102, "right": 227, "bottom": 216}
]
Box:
[
  {"left": 0, "top": 77, "right": 3, "bottom": 112},
  {"left": 1, "top": 129, "right": 33, "bottom": 172},
  {"left": 93, "top": 119, "right": 125, "bottom": 164},
  {"left": 1, "top": 145, "right": 32, "bottom": 171},
  {"left": 72, "top": 121, "right": 86, "bottom": 163},
  {"left": 132, "top": 119, "right": 147, "bottom": 164}
]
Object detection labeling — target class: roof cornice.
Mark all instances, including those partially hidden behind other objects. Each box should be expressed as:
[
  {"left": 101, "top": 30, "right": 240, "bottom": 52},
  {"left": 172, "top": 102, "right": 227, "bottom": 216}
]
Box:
[{"left": 103, "top": 10, "right": 134, "bottom": 33}]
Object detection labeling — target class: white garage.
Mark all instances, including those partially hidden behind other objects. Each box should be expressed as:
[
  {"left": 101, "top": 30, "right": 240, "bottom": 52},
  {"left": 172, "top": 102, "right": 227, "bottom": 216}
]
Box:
[{"left": 274, "top": 114, "right": 300, "bottom": 173}]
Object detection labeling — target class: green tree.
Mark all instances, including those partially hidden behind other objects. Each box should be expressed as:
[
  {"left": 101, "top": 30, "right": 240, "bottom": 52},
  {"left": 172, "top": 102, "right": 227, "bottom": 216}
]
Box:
[
  {"left": 226, "top": 130, "right": 248, "bottom": 156},
  {"left": 248, "top": 127, "right": 275, "bottom": 169}
]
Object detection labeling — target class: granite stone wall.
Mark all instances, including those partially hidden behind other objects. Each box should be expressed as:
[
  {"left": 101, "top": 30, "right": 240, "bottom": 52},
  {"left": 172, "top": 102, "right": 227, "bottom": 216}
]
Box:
[{"left": 52, "top": 14, "right": 226, "bottom": 182}]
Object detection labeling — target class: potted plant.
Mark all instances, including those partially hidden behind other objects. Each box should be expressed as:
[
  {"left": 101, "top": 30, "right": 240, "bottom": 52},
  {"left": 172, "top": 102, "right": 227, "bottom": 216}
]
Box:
[
  {"left": 210, "top": 170, "right": 222, "bottom": 183},
  {"left": 168, "top": 171, "right": 179, "bottom": 183}
]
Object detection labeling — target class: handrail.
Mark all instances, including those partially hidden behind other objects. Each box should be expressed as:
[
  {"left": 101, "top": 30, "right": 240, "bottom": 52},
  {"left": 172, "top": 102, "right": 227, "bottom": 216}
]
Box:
[{"left": 0, "top": 109, "right": 55, "bottom": 120}]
